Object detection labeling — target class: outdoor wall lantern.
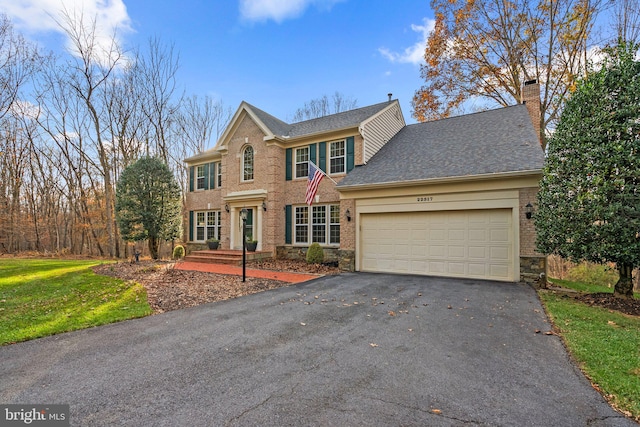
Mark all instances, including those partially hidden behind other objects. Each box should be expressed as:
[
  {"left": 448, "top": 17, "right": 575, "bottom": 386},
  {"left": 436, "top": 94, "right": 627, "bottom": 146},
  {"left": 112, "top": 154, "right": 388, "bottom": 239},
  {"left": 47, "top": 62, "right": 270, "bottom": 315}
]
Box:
[
  {"left": 225, "top": 204, "right": 230, "bottom": 213},
  {"left": 525, "top": 203, "right": 534, "bottom": 220},
  {"left": 262, "top": 201, "right": 267, "bottom": 211},
  {"left": 345, "top": 209, "right": 351, "bottom": 222},
  {"left": 240, "top": 208, "right": 248, "bottom": 282}
]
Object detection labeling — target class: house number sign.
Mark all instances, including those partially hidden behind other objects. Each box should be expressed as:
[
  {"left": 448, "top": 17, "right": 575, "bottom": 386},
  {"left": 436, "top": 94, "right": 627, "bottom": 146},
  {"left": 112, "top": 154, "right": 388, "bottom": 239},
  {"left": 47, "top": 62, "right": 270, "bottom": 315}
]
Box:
[{"left": 417, "top": 196, "right": 433, "bottom": 202}]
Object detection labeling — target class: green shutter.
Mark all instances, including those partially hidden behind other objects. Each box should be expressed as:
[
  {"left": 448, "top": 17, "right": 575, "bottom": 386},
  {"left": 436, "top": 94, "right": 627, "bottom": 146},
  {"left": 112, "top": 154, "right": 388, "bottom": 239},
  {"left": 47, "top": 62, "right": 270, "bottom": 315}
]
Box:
[
  {"left": 346, "top": 136, "right": 355, "bottom": 172},
  {"left": 319, "top": 142, "right": 326, "bottom": 172},
  {"left": 189, "top": 166, "right": 194, "bottom": 192},
  {"left": 285, "top": 205, "right": 292, "bottom": 244},
  {"left": 189, "top": 211, "right": 194, "bottom": 241},
  {"left": 286, "top": 148, "right": 292, "bottom": 181},
  {"left": 309, "top": 143, "right": 316, "bottom": 165},
  {"left": 209, "top": 162, "right": 216, "bottom": 189}
]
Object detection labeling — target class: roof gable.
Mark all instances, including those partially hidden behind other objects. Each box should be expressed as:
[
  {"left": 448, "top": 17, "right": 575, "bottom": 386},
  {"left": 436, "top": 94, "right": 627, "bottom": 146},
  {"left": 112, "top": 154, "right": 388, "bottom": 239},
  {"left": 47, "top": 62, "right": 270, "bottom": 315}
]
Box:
[
  {"left": 338, "top": 105, "right": 545, "bottom": 188},
  {"left": 185, "top": 100, "right": 402, "bottom": 164}
]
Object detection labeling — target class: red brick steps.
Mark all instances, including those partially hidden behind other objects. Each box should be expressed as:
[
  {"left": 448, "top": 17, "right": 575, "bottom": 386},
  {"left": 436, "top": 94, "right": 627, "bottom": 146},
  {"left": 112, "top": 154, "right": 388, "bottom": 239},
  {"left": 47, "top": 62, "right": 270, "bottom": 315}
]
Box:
[{"left": 184, "top": 249, "right": 271, "bottom": 266}]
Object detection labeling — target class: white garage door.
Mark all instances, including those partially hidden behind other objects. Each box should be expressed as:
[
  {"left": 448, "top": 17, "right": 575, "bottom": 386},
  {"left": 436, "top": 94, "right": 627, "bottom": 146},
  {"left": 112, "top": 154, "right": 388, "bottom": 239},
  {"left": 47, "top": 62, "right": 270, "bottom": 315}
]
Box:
[{"left": 360, "top": 209, "right": 514, "bottom": 281}]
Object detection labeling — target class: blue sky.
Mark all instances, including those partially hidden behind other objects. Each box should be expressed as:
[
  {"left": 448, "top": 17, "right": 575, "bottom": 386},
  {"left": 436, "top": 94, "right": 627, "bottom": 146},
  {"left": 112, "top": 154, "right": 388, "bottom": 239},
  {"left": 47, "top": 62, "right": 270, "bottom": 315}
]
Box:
[{"left": 2, "top": 0, "right": 435, "bottom": 124}]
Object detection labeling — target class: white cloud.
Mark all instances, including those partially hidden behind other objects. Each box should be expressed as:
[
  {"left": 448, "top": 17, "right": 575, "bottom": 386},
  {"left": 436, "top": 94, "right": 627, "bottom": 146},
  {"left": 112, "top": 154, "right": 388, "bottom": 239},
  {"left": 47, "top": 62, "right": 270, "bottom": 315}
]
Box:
[
  {"left": 0, "top": 0, "right": 133, "bottom": 63},
  {"left": 379, "top": 17, "right": 435, "bottom": 65},
  {"left": 239, "top": 0, "right": 344, "bottom": 23}
]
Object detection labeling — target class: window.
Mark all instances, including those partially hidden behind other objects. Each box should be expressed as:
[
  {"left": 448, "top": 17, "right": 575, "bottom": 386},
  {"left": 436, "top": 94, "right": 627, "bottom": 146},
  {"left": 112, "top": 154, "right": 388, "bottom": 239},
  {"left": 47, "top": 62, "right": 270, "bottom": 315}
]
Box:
[
  {"left": 329, "top": 140, "right": 345, "bottom": 174},
  {"left": 294, "top": 204, "right": 339, "bottom": 245},
  {"left": 312, "top": 206, "right": 326, "bottom": 243},
  {"left": 216, "top": 162, "right": 222, "bottom": 187},
  {"left": 329, "top": 205, "right": 340, "bottom": 244},
  {"left": 295, "top": 147, "right": 309, "bottom": 179},
  {"left": 295, "top": 206, "right": 308, "bottom": 244},
  {"left": 196, "top": 165, "right": 205, "bottom": 190},
  {"left": 243, "top": 146, "right": 254, "bottom": 181},
  {"left": 195, "top": 211, "right": 220, "bottom": 241}
]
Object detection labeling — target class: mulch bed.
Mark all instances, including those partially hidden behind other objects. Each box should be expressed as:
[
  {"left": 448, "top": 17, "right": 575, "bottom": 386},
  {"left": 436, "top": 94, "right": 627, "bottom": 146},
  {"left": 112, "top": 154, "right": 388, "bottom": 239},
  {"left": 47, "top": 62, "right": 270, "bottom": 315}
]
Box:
[
  {"left": 93, "top": 259, "right": 339, "bottom": 314},
  {"left": 572, "top": 292, "right": 640, "bottom": 317}
]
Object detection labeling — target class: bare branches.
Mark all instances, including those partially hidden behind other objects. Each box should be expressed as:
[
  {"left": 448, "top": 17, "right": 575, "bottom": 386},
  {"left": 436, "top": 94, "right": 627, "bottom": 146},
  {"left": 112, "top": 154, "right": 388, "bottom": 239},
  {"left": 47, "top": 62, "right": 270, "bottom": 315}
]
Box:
[
  {"left": 291, "top": 92, "right": 358, "bottom": 122},
  {"left": 413, "top": 0, "right": 600, "bottom": 149},
  {"left": 0, "top": 14, "right": 39, "bottom": 120}
]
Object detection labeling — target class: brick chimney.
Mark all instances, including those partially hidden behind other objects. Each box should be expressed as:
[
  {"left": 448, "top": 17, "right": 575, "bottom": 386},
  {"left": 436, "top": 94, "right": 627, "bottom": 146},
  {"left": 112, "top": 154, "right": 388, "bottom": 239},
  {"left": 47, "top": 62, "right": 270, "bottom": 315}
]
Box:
[{"left": 522, "top": 79, "right": 542, "bottom": 146}]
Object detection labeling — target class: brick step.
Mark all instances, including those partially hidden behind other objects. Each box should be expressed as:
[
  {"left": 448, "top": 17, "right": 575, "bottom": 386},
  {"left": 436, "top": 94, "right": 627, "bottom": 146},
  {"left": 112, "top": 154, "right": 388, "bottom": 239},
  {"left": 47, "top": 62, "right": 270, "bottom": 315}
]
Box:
[
  {"left": 185, "top": 250, "right": 272, "bottom": 266},
  {"left": 184, "top": 255, "right": 241, "bottom": 265}
]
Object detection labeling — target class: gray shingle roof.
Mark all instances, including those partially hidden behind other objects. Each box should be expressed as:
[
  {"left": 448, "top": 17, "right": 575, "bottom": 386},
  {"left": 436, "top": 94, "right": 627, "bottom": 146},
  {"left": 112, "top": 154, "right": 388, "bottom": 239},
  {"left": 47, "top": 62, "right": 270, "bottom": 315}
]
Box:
[
  {"left": 338, "top": 104, "right": 544, "bottom": 188},
  {"left": 247, "top": 101, "right": 393, "bottom": 138},
  {"left": 245, "top": 103, "right": 293, "bottom": 137}
]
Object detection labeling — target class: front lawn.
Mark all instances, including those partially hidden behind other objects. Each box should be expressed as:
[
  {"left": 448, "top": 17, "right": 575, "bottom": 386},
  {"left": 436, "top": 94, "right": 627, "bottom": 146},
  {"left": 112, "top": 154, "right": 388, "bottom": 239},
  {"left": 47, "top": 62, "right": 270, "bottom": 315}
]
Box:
[
  {"left": 540, "top": 279, "right": 640, "bottom": 421},
  {"left": 0, "top": 258, "right": 151, "bottom": 345}
]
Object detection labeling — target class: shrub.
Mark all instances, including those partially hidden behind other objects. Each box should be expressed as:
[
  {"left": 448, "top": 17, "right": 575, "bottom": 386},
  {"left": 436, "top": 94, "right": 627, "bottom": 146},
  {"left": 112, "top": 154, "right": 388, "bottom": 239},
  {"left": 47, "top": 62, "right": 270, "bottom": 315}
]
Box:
[
  {"left": 172, "top": 245, "right": 185, "bottom": 259},
  {"left": 306, "top": 242, "right": 324, "bottom": 264}
]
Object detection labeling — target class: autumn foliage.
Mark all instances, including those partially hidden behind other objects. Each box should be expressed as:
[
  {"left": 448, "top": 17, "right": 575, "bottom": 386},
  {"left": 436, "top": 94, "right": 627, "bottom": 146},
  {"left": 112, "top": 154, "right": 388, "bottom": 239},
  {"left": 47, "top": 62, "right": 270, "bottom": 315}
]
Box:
[{"left": 413, "top": 0, "right": 597, "bottom": 149}]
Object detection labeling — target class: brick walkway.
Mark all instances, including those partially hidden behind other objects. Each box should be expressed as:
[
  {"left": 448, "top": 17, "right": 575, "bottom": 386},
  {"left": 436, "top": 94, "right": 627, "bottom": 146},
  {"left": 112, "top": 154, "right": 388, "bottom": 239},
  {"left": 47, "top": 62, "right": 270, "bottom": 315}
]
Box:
[{"left": 174, "top": 261, "right": 320, "bottom": 284}]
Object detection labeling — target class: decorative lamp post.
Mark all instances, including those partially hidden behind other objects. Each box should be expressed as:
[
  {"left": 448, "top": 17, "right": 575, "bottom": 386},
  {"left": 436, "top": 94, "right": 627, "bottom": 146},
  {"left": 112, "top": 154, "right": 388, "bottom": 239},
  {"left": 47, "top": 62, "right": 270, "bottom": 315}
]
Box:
[{"left": 240, "top": 208, "right": 248, "bottom": 282}]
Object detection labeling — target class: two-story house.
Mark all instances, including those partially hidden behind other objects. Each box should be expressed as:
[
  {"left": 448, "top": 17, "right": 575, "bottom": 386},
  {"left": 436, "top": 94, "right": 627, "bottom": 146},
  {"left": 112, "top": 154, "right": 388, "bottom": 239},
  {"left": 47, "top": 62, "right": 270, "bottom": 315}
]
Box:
[
  {"left": 184, "top": 98, "right": 405, "bottom": 271},
  {"left": 185, "top": 82, "right": 546, "bottom": 284}
]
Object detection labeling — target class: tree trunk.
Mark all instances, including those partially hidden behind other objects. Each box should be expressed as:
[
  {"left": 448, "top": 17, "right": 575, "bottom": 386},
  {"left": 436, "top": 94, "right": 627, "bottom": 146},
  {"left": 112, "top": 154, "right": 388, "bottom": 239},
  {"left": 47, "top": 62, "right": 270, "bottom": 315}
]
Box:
[
  {"left": 614, "top": 263, "right": 635, "bottom": 298},
  {"left": 148, "top": 236, "right": 159, "bottom": 260}
]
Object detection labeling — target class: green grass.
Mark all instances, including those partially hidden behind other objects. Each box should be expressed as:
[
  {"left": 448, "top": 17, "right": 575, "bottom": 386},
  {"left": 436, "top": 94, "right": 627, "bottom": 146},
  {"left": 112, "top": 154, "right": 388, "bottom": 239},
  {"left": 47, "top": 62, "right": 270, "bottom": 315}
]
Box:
[
  {"left": 0, "top": 258, "right": 151, "bottom": 345},
  {"left": 550, "top": 277, "right": 640, "bottom": 298},
  {"left": 540, "top": 286, "right": 640, "bottom": 420}
]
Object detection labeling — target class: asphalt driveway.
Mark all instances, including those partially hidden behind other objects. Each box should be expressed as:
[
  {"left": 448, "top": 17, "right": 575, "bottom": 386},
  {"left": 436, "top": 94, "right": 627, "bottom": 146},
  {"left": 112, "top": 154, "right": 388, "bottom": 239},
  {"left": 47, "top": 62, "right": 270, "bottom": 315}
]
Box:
[{"left": 0, "top": 273, "right": 635, "bottom": 426}]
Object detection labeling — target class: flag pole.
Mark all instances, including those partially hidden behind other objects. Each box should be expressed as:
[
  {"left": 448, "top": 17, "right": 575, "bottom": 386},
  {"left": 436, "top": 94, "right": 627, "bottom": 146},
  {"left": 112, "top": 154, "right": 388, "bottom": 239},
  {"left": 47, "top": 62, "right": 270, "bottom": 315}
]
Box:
[{"left": 310, "top": 160, "right": 339, "bottom": 185}]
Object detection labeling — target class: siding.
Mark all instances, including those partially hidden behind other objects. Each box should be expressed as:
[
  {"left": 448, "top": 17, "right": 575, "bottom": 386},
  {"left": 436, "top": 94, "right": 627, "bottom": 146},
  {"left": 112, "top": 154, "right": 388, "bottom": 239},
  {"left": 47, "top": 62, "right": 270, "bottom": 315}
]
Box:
[{"left": 361, "top": 103, "right": 405, "bottom": 164}]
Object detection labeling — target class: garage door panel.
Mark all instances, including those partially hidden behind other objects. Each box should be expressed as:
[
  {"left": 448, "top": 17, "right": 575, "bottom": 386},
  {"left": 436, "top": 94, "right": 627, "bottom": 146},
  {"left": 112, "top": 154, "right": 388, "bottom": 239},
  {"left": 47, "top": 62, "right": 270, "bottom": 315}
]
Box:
[
  {"left": 448, "top": 246, "right": 465, "bottom": 258},
  {"left": 490, "top": 229, "right": 509, "bottom": 242},
  {"left": 449, "top": 262, "right": 466, "bottom": 275},
  {"left": 491, "top": 247, "right": 509, "bottom": 261},
  {"left": 429, "top": 261, "right": 445, "bottom": 274},
  {"left": 490, "top": 265, "right": 509, "bottom": 278},
  {"left": 360, "top": 209, "right": 514, "bottom": 282},
  {"left": 468, "top": 246, "right": 487, "bottom": 259}
]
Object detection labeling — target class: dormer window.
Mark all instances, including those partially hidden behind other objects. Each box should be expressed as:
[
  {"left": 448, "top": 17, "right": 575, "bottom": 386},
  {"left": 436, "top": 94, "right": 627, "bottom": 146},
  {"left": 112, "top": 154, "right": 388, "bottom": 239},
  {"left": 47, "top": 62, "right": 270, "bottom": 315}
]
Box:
[{"left": 242, "top": 146, "right": 254, "bottom": 181}]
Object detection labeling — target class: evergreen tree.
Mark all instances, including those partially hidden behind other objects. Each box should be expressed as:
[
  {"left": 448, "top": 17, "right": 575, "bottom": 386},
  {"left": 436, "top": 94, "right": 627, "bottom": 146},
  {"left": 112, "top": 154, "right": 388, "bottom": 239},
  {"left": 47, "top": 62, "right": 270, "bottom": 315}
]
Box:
[
  {"left": 535, "top": 42, "right": 640, "bottom": 298},
  {"left": 115, "top": 156, "right": 182, "bottom": 259}
]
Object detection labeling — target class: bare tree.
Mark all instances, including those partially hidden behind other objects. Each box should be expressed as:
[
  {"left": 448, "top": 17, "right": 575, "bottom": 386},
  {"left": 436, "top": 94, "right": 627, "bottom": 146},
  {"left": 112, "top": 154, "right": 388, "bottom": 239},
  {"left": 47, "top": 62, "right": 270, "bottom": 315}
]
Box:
[
  {"left": 134, "top": 37, "right": 182, "bottom": 163},
  {"left": 175, "top": 94, "right": 231, "bottom": 155},
  {"left": 291, "top": 92, "right": 358, "bottom": 122},
  {"left": 611, "top": 0, "right": 640, "bottom": 44},
  {"left": 0, "top": 14, "right": 39, "bottom": 121}
]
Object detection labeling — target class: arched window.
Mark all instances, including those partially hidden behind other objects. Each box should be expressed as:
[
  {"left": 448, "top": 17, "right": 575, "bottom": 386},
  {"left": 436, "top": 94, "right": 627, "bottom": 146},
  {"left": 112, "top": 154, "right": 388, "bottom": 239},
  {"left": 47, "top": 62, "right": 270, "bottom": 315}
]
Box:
[{"left": 242, "top": 145, "right": 254, "bottom": 181}]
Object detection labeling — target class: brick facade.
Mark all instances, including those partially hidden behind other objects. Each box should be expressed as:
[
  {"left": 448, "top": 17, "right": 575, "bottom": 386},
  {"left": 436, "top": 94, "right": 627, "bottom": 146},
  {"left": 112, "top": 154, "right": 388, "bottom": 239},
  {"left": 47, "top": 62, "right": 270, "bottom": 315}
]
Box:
[
  {"left": 184, "top": 102, "right": 396, "bottom": 268},
  {"left": 519, "top": 187, "right": 547, "bottom": 285}
]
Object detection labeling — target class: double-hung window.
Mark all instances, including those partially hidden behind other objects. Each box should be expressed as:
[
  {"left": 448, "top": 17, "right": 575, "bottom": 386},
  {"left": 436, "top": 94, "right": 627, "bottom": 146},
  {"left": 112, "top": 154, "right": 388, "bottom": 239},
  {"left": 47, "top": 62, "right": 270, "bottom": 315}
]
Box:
[
  {"left": 294, "top": 204, "right": 339, "bottom": 245},
  {"left": 329, "top": 140, "right": 346, "bottom": 174},
  {"left": 195, "top": 211, "right": 221, "bottom": 241},
  {"left": 216, "top": 162, "right": 222, "bottom": 187},
  {"left": 295, "top": 147, "right": 309, "bottom": 178},
  {"left": 242, "top": 146, "right": 254, "bottom": 181},
  {"left": 196, "top": 165, "right": 205, "bottom": 190}
]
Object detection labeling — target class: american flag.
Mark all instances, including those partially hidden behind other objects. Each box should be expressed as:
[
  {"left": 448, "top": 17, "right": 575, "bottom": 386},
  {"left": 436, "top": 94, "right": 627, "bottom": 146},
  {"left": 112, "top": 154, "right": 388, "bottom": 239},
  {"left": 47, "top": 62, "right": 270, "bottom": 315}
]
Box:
[{"left": 305, "top": 161, "right": 325, "bottom": 205}]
